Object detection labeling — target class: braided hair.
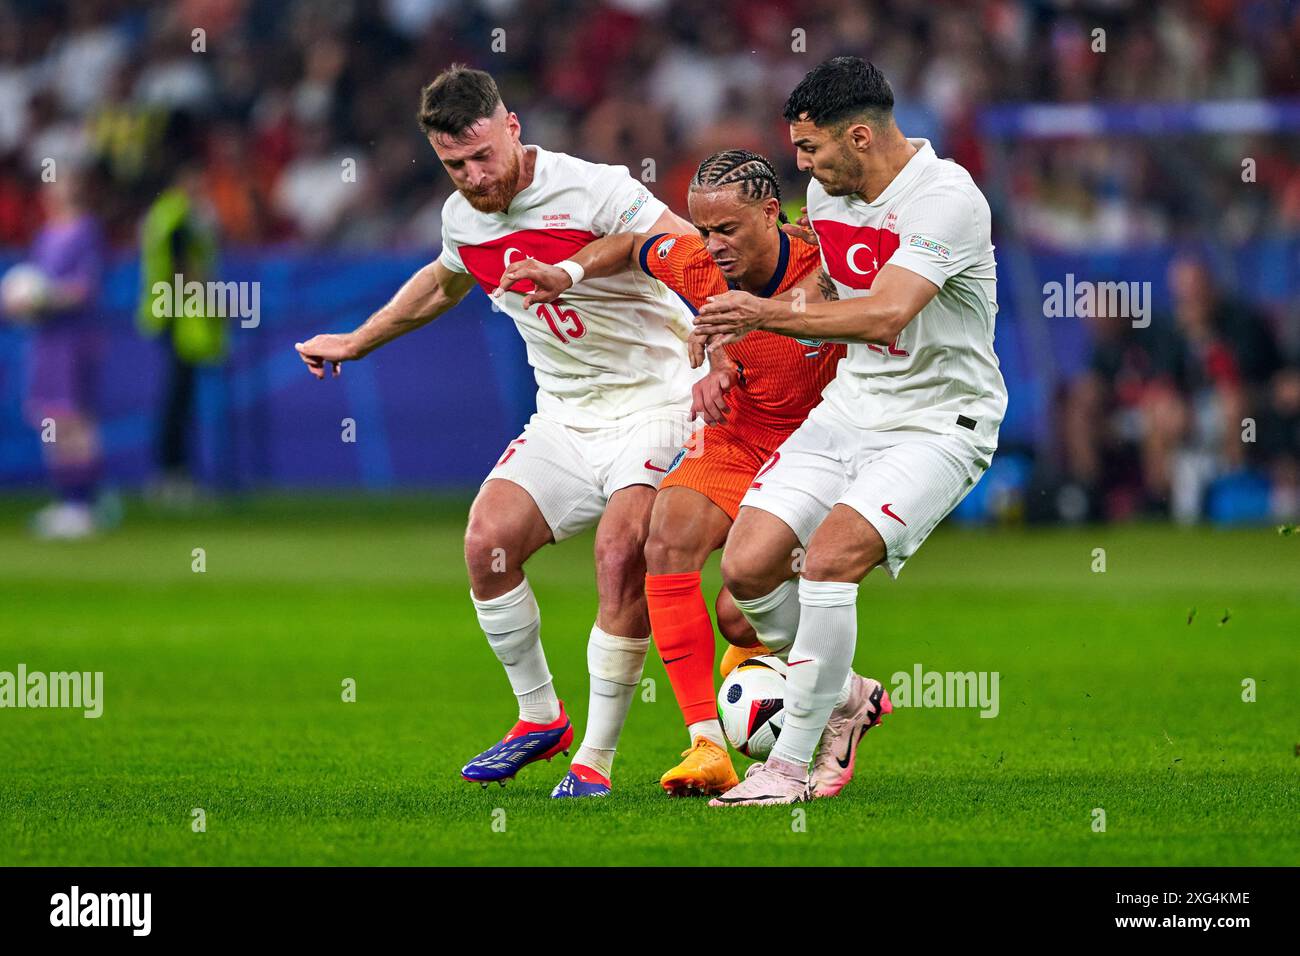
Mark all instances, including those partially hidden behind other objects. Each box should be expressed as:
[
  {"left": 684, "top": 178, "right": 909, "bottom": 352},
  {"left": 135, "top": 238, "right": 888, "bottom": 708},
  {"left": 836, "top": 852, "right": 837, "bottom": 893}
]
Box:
[{"left": 690, "top": 149, "right": 786, "bottom": 221}]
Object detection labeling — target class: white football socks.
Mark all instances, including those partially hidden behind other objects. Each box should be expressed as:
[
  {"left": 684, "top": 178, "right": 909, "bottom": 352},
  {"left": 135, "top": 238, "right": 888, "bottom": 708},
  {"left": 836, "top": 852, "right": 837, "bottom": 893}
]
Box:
[
  {"left": 688, "top": 719, "right": 726, "bottom": 748},
  {"left": 518, "top": 684, "right": 561, "bottom": 724},
  {"left": 770, "top": 579, "right": 859, "bottom": 768},
  {"left": 471, "top": 578, "right": 560, "bottom": 724},
  {"left": 731, "top": 578, "right": 800, "bottom": 659},
  {"left": 834, "top": 670, "right": 855, "bottom": 709},
  {"left": 573, "top": 625, "right": 650, "bottom": 779}
]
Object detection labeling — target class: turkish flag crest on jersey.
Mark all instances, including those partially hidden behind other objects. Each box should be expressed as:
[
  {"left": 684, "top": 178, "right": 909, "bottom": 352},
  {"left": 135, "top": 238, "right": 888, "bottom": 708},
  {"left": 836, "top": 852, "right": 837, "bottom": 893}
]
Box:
[
  {"left": 812, "top": 220, "right": 900, "bottom": 291},
  {"left": 458, "top": 228, "right": 599, "bottom": 294}
]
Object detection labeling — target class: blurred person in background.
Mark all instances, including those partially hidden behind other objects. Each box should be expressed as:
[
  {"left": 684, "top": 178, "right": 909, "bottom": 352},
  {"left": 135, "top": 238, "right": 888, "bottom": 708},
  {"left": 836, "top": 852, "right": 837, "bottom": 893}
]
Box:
[
  {"left": 1064, "top": 254, "right": 1285, "bottom": 523},
  {"left": 10, "top": 167, "right": 109, "bottom": 539},
  {"left": 1254, "top": 364, "right": 1300, "bottom": 521},
  {"left": 272, "top": 120, "right": 367, "bottom": 244},
  {"left": 1159, "top": 254, "right": 1281, "bottom": 522},
  {"left": 137, "top": 119, "right": 224, "bottom": 506},
  {"left": 1061, "top": 282, "right": 1179, "bottom": 521}
]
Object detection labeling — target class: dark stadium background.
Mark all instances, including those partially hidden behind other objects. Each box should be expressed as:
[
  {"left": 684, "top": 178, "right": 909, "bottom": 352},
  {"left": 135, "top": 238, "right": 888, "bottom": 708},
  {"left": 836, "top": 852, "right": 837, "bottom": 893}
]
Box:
[{"left": 1, "top": 0, "right": 1297, "bottom": 526}]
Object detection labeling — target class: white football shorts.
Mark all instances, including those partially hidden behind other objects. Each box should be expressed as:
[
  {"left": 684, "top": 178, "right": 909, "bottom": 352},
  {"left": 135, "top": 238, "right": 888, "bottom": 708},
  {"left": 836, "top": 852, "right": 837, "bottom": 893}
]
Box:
[
  {"left": 737, "top": 401, "right": 996, "bottom": 578},
  {"left": 485, "top": 407, "right": 694, "bottom": 542}
]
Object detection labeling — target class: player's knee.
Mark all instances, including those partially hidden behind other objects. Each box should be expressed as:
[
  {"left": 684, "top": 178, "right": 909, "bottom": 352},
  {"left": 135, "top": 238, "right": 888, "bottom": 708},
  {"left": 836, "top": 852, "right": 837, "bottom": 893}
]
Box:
[
  {"left": 721, "top": 545, "right": 777, "bottom": 602},
  {"left": 800, "top": 551, "right": 845, "bottom": 582},
  {"left": 641, "top": 530, "right": 673, "bottom": 573},
  {"left": 801, "top": 542, "right": 878, "bottom": 582},
  {"left": 594, "top": 531, "right": 647, "bottom": 592},
  {"left": 463, "top": 516, "right": 520, "bottom": 581},
  {"left": 643, "top": 528, "right": 704, "bottom": 575},
  {"left": 715, "top": 589, "right": 758, "bottom": 647}
]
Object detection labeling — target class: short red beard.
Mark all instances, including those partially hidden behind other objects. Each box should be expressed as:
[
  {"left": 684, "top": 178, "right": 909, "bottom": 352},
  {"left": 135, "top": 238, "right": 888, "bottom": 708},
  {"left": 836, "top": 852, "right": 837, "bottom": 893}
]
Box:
[{"left": 460, "top": 148, "right": 522, "bottom": 213}]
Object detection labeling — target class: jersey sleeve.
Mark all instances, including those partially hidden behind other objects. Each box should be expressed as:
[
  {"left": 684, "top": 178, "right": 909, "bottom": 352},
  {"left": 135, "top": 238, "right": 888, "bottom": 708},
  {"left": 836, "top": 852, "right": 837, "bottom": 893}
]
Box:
[
  {"left": 886, "top": 184, "right": 989, "bottom": 289},
  {"left": 588, "top": 163, "right": 669, "bottom": 236},
  {"left": 437, "top": 211, "right": 466, "bottom": 274},
  {"left": 636, "top": 232, "right": 726, "bottom": 312}
]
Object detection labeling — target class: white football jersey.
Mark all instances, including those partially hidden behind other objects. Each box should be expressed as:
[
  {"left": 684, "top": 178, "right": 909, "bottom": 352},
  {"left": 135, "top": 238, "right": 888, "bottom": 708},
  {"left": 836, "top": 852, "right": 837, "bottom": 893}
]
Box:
[
  {"left": 807, "top": 139, "right": 1007, "bottom": 448},
  {"left": 438, "top": 145, "right": 696, "bottom": 426}
]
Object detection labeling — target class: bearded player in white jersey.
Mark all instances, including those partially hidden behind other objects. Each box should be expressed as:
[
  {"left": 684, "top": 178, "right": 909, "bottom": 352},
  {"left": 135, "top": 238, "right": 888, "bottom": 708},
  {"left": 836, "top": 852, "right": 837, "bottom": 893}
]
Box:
[
  {"left": 295, "top": 65, "right": 700, "bottom": 799},
  {"left": 692, "top": 56, "right": 1008, "bottom": 806}
]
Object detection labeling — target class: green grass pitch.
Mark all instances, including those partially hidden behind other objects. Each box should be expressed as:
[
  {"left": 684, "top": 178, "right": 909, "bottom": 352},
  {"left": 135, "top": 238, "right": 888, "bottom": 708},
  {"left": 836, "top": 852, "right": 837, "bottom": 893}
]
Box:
[{"left": 1, "top": 494, "right": 1296, "bottom": 866}]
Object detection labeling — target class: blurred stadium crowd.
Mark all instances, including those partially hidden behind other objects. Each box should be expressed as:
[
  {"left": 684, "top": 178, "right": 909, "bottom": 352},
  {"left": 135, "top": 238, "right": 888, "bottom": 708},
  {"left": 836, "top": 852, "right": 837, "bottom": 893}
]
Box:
[
  {"left": 0, "top": 0, "right": 1298, "bottom": 525},
  {"left": 2, "top": 0, "right": 1298, "bottom": 248}
]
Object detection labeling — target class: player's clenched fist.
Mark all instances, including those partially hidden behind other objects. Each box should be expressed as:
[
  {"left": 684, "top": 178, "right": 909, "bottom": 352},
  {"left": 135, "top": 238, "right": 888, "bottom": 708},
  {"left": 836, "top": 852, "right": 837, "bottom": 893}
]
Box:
[
  {"left": 295, "top": 333, "right": 358, "bottom": 380},
  {"left": 493, "top": 258, "right": 571, "bottom": 308}
]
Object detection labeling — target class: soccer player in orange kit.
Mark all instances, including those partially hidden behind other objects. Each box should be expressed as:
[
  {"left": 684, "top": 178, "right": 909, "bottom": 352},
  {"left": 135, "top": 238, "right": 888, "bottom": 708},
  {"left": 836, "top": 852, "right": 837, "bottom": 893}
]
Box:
[{"left": 496, "top": 149, "right": 890, "bottom": 797}]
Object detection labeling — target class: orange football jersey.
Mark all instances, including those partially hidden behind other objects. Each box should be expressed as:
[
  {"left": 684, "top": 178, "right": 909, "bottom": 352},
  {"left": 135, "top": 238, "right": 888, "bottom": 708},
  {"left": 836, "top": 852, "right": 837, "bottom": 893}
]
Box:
[{"left": 638, "top": 230, "right": 845, "bottom": 443}]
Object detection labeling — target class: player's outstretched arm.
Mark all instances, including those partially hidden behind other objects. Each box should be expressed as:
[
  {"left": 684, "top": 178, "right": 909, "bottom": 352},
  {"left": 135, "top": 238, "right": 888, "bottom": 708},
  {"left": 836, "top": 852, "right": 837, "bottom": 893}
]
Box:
[
  {"left": 295, "top": 260, "right": 474, "bottom": 380},
  {"left": 493, "top": 232, "right": 648, "bottom": 308},
  {"left": 693, "top": 264, "right": 939, "bottom": 347},
  {"left": 646, "top": 208, "right": 695, "bottom": 237}
]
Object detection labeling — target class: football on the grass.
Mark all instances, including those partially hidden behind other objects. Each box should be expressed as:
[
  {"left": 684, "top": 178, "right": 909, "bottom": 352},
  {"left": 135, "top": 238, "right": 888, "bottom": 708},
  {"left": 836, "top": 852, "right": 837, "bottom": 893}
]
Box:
[{"left": 717, "top": 655, "right": 787, "bottom": 760}]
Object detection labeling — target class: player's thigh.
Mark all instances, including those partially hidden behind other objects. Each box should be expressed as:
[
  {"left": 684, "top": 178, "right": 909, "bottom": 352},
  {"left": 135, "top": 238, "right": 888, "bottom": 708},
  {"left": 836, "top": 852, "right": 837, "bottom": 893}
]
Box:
[
  {"left": 595, "top": 408, "right": 697, "bottom": 586},
  {"left": 481, "top": 415, "right": 606, "bottom": 544},
  {"left": 656, "top": 422, "right": 760, "bottom": 527},
  {"left": 837, "top": 433, "right": 989, "bottom": 579},
  {"left": 592, "top": 483, "right": 657, "bottom": 601},
  {"left": 720, "top": 505, "right": 805, "bottom": 600},
  {"left": 644, "top": 486, "right": 733, "bottom": 574},
  {"left": 645, "top": 421, "right": 781, "bottom": 579},
  {"left": 802, "top": 503, "right": 886, "bottom": 582},
  {"left": 723, "top": 420, "right": 846, "bottom": 598}
]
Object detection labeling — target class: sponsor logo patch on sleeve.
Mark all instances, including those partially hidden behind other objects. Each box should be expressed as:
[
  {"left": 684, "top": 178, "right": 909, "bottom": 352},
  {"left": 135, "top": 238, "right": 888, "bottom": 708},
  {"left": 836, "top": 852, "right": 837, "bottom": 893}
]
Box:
[{"left": 908, "top": 234, "right": 952, "bottom": 259}]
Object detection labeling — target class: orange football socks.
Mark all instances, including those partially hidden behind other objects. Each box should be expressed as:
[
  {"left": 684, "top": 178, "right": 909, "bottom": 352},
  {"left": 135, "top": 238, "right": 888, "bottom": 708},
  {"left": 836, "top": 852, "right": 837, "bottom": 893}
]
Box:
[{"left": 645, "top": 571, "right": 719, "bottom": 726}]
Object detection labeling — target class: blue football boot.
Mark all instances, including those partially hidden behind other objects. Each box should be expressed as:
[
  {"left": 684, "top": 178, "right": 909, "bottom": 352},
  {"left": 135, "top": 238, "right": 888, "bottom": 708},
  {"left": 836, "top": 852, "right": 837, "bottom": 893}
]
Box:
[
  {"left": 550, "top": 764, "right": 611, "bottom": 798},
  {"left": 461, "top": 702, "right": 574, "bottom": 788}
]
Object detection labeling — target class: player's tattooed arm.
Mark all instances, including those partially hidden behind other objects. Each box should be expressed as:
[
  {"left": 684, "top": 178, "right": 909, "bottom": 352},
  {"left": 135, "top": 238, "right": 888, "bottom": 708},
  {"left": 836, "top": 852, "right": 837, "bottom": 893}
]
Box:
[
  {"left": 766, "top": 264, "right": 828, "bottom": 309},
  {"left": 296, "top": 260, "right": 473, "bottom": 379},
  {"left": 816, "top": 268, "right": 840, "bottom": 301}
]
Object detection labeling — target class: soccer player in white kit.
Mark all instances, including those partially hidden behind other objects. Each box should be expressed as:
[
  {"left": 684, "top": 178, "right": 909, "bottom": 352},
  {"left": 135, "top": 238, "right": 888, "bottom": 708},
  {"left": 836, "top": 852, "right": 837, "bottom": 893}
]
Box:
[
  {"left": 692, "top": 56, "right": 1008, "bottom": 805},
  {"left": 295, "top": 65, "right": 699, "bottom": 798}
]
